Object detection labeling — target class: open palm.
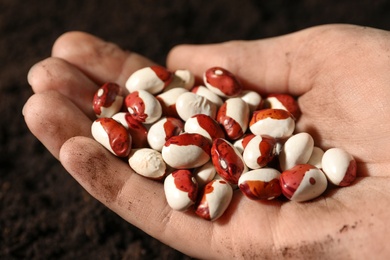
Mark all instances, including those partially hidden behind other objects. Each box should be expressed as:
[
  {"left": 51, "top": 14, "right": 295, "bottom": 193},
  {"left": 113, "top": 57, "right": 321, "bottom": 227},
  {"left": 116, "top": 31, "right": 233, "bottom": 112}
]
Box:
[{"left": 24, "top": 24, "right": 390, "bottom": 259}]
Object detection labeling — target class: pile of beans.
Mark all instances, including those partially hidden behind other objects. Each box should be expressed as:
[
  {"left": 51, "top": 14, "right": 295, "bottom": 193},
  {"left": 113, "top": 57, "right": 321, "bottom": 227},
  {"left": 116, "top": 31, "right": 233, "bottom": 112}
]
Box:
[{"left": 91, "top": 66, "right": 357, "bottom": 221}]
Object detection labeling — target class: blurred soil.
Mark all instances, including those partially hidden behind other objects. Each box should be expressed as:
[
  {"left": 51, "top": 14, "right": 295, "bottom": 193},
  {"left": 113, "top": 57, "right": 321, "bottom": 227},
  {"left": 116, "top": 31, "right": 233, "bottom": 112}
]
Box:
[{"left": 1, "top": 1, "right": 390, "bottom": 259}]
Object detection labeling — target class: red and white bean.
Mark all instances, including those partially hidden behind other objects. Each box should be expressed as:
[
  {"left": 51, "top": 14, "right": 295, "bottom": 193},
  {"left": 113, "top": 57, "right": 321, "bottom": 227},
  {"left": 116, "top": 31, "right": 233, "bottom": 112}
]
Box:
[
  {"left": 184, "top": 114, "right": 225, "bottom": 142},
  {"left": 147, "top": 117, "right": 184, "bottom": 151},
  {"left": 249, "top": 108, "right": 295, "bottom": 139},
  {"left": 307, "top": 146, "right": 324, "bottom": 169},
  {"left": 112, "top": 112, "right": 148, "bottom": 148},
  {"left": 233, "top": 134, "right": 255, "bottom": 154},
  {"left": 264, "top": 94, "right": 301, "bottom": 120},
  {"left": 217, "top": 97, "right": 249, "bottom": 140},
  {"left": 156, "top": 88, "right": 188, "bottom": 118},
  {"left": 280, "top": 164, "right": 328, "bottom": 202},
  {"left": 243, "top": 135, "right": 277, "bottom": 169},
  {"left": 162, "top": 133, "right": 211, "bottom": 169},
  {"left": 193, "top": 161, "right": 217, "bottom": 188},
  {"left": 195, "top": 179, "right": 233, "bottom": 221},
  {"left": 93, "top": 82, "right": 124, "bottom": 118},
  {"left": 321, "top": 148, "right": 357, "bottom": 186},
  {"left": 91, "top": 118, "right": 132, "bottom": 157},
  {"left": 211, "top": 138, "right": 247, "bottom": 185},
  {"left": 172, "top": 69, "right": 195, "bottom": 90},
  {"left": 203, "top": 67, "right": 243, "bottom": 97},
  {"left": 125, "top": 65, "right": 173, "bottom": 94},
  {"left": 90, "top": 65, "right": 358, "bottom": 221},
  {"left": 164, "top": 169, "right": 198, "bottom": 211},
  {"left": 238, "top": 168, "right": 282, "bottom": 200},
  {"left": 238, "top": 90, "right": 262, "bottom": 113},
  {"left": 125, "top": 89, "right": 162, "bottom": 124}
]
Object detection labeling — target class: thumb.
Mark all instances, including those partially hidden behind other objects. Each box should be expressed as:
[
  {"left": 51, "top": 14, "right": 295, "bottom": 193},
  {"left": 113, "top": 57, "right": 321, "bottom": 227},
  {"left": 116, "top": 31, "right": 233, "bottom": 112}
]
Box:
[{"left": 166, "top": 24, "right": 351, "bottom": 96}]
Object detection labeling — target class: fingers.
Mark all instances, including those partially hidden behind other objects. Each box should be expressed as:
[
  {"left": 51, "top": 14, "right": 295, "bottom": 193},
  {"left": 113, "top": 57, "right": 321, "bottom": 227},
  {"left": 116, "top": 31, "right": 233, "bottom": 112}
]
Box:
[
  {"left": 166, "top": 24, "right": 360, "bottom": 96},
  {"left": 59, "top": 136, "right": 214, "bottom": 258},
  {"left": 28, "top": 57, "right": 98, "bottom": 119},
  {"left": 23, "top": 91, "right": 92, "bottom": 159},
  {"left": 52, "top": 31, "right": 156, "bottom": 86},
  {"left": 28, "top": 32, "right": 158, "bottom": 119},
  {"left": 166, "top": 37, "right": 306, "bottom": 96}
]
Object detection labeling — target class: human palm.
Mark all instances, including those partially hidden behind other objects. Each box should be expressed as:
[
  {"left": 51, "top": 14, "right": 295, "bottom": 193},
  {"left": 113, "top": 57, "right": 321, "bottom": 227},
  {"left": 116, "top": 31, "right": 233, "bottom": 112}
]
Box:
[{"left": 24, "top": 24, "right": 390, "bottom": 259}]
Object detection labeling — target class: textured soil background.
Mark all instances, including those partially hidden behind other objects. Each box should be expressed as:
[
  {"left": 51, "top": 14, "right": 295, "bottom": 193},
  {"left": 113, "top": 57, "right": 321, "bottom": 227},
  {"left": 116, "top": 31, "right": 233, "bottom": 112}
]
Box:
[{"left": 1, "top": 1, "right": 390, "bottom": 259}]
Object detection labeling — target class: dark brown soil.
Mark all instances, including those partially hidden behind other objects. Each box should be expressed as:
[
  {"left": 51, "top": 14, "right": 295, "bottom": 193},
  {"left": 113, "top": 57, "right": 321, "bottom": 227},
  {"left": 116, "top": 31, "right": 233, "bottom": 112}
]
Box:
[{"left": 1, "top": 1, "right": 390, "bottom": 259}]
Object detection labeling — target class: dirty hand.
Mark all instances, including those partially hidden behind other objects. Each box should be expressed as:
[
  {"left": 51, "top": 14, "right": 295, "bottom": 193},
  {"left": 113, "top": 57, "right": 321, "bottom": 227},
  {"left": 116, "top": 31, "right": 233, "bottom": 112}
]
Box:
[{"left": 24, "top": 24, "right": 390, "bottom": 258}]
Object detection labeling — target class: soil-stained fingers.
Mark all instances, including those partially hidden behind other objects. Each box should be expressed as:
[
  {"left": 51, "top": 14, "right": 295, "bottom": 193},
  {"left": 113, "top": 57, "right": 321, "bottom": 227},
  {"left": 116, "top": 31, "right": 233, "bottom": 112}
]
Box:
[{"left": 52, "top": 31, "right": 156, "bottom": 86}]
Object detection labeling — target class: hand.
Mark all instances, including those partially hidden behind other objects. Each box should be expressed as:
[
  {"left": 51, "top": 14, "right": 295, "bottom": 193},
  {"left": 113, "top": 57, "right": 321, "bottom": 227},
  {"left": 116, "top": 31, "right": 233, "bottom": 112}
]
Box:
[{"left": 23, "top": 24, "right": 390, "bottom": 259}]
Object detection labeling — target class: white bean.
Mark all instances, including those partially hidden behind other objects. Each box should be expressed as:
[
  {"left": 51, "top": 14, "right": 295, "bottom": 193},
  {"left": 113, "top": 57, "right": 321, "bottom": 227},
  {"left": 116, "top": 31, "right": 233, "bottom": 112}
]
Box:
[
  {"left": 175, "top": 92, "right": 217, "bottom": 121},
  {"left": 279, "top": 132, "right": 314, "bottom": 171},
  {"left": 129, "top": 148, "right": 167, "bottom": 179}
]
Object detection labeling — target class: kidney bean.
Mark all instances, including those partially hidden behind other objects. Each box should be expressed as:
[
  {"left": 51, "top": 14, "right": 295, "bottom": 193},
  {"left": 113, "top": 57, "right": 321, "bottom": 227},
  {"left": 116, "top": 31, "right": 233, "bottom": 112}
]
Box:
[
  {"left": 233, "top": 134, "right": 256, "bottom": 154},
  {"left": 156, "top": 88, "right": 188, "bottom": 118},
  {"left": 163, "top": 69, "right": 195, "bottom": 91},
  {"left": 91, "top": 117, "right": 132, "bottom": 157},
  {"left": 164, "top": 169, "right": 198, "bottom": 211},
  {"left": 125, "top": 65, "right": 173, "bottom": 94},
  {"left": 184, "top": 114, "right": 225, "bottom": 142},
  {"left": 112, "top": 112, "right": 148, "bottom": 148},
  {"left": 307, "top": 146, "right": 324, "bottom": 169},
  {"left": 129, "top": 148, "right": 167, "bottom": 180},
  {"left": 249, "top": 108, "right": 295, "bottom": 139},
  {"left": 193, "top": 161, "right": 216, "bottom": 188},
  {"left": 147, "top": 117, "right": 184, "bottom": 151},
  {"left": 238, "top": 168, "right": 282, "bottom": 200},
  {"left": 211, "top": 138, "right": 247, "bottom": 184},
  {"left": 195, "top": 179, "right": 233, "bottom": 221},
  {"left": 203, "top": 67, "right": 242, "bottom": 97},
  {"left": 264, "top": 93, "right": 301, "bottom": 120},
  {"left": 321, "top": 148, "right": 357, "bottom": 186},
  {"left": 280, "top": 164, "right": 328, "bottom": 202},
  {"left": 279, "top": 132, "right": 314, "bottom": 171},
  {"left": 243, "top": 135, "right": 277, "bottom": 169},
  {"left": 162, "top": 133, "right": 211, "bottom": 169},
  {"left": 93, "top": 82, "right": 124, "bottom": 118},
  {"left": 238, "top": 90, "right": 263, "bottom": 113},
  {"left": 125, "top": 89, "right": 162, "bottom": 124},
  {"left": 191, "top": 85, "right": 224, "bottom": 107},
  {"left": 175, "top": 92, "right": 217, "bottom": 121},
  {"left": 217, "top": 97, "right": 250, "bottom": 140}
]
